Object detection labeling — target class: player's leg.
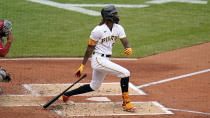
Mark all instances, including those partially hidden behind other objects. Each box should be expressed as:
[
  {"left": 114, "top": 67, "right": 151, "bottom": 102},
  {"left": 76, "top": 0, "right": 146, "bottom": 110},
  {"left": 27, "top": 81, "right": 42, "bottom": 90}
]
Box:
[
  {"left": 89, "top": 69, "right": 106, "bottom": 91},
  {"left": 95, "top": 57, "right": 135, "bottom": 111},
  {"left": 107, "top": 64, "right": 135, "bottom": 112},
  {"left": 61, "top": 69, "right": 106, "bottom": 102},
  {"left": 121, "top": 77, "right": 136, "bottom": 112}
]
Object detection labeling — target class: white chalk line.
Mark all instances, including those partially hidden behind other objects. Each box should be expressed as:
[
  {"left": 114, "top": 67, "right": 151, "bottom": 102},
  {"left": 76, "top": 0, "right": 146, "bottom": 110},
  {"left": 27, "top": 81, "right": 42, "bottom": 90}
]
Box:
[
  {"left": 167, "top": 108, "right": 210, "bottom": 115},
  {"left": 65, "top": 4, "right": 149, "bottom": 8},
  {"left": 137, "top": 69, "right": 210, "bottom": 88},
  {"left": 129, "top": 82, "right": 146, "bottom": 95},
  {"left": 28, "top": 0, "right": 149, "bottom": 16},
  {"left": 28, "top": 0, "right": 100, "bottom": 16},
  {"left": 146, "top": 0, "right": 208, "bottom": 4},
  {"left": 0, "top": 57, "right": 138, "bottom": 61},
  {"left": 22, "top": 84, "right": 40, "bottom": 96},
  {"left": 23, "top": 82, "right": 144, "bottom": 96},
  {"left": 86, "top": 97, "right": 111, "bottom": 102},
  {"left": 153, "top": 101, "right": 174, "bottom": 114},
  {"left": 27, "top": 0, "right": 208, "bottom": 16},
  {"left": 134, "top": 69, "right": 210, "bottom": 116}
]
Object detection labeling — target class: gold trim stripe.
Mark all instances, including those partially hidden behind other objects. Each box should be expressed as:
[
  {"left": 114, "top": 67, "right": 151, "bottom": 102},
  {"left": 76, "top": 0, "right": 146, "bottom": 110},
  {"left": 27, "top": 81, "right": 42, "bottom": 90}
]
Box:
[
  {"left": 96, "top": 57, "right": 126, "bottom": 77},
  {"left": 88, "top": 38, "right": 97, "bottom": 46}
]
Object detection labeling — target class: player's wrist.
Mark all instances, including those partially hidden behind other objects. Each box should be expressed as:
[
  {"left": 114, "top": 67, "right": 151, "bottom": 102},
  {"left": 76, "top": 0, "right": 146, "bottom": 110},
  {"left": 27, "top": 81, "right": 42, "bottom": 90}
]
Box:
[{"left": 81, "top": 64, "right": 85, "bottom": 68}]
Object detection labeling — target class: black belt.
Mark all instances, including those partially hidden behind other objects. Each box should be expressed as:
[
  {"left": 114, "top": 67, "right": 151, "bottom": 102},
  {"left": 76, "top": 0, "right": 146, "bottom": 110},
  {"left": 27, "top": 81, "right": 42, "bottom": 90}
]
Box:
[{"left": 93, "top": 52, "right": 111, "bottom": 57}]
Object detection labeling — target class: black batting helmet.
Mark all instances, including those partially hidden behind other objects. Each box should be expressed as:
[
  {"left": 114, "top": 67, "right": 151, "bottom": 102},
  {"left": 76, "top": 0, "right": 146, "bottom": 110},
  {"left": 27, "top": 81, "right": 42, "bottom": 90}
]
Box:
[{"left": 101, "top": 5, "right": 119, "bottom": 24}]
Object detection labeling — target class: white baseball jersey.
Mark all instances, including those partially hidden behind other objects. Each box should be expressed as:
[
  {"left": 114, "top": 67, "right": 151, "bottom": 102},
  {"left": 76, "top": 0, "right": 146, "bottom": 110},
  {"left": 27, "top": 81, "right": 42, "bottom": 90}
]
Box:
[
  {"left": 89, "top": 23, "right": 130, "bottom": 91},
  {"left": 90, "top": 23, "right": 126, "bottom": 55}
]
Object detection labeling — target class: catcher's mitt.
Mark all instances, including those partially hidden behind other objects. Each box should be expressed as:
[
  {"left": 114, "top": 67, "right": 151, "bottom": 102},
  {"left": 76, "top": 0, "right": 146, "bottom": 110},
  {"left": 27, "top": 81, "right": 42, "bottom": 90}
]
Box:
[{"left": 0, "top": 68, "right": 11, "bottom": 82}]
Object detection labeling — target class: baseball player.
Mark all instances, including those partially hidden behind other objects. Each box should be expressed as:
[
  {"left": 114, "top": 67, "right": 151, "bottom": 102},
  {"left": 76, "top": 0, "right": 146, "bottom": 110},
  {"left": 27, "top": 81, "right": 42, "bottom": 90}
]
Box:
[
  {"left": 0, "top": 20, "right": 13, "bottom": 94},
  {"left": 61, "top": 5, "right": 135, "bottom": 112}
]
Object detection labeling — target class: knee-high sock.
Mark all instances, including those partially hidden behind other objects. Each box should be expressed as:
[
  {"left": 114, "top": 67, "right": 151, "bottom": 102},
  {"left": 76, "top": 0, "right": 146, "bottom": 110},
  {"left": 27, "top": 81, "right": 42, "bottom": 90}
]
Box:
[
  {"left": 64, "top": 84, "right": 94, "bottom": 97},
  {"left": 120, "top": 77, "right": 129, "bottom": 93}
]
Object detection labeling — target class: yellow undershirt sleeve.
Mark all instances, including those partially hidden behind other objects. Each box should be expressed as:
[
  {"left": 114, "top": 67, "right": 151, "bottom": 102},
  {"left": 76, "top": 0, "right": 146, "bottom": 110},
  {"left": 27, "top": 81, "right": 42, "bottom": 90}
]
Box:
[{"left": 88, "top": 38, "right": 97, "bottom": 46}]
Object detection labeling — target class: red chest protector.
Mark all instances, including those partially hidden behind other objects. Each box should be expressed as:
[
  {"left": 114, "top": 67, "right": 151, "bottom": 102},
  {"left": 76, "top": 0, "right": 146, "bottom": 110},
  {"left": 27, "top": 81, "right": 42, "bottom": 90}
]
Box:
[
  {"left": 0, "top": 38, "right": 3, "bottom": 49},
  {"left": 0, "top": 20, "right": 4, "bottom": 49}
]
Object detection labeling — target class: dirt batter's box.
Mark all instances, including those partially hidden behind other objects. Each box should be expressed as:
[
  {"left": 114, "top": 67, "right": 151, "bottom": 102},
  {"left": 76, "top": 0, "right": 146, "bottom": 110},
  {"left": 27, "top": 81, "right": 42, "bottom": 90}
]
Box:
[
  {"left": 23, "top": 82, "right": 145, "bottom": 96},
  {"left": 21, "top": 82, "right": 173, "bottom": 117},
  {"left": 0, "top": 83, "right": 173, "bottom": 117}
]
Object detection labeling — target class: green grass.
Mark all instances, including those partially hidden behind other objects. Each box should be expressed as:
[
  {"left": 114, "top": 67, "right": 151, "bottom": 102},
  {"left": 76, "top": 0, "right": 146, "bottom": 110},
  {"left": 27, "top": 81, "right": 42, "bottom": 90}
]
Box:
[{"left": 1, "top": 0, "right": 210, "bottom": 58}]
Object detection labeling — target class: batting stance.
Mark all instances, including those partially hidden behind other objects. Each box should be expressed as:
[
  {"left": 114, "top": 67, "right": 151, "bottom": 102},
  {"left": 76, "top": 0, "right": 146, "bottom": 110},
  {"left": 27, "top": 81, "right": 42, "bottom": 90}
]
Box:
[
  {"left": 0, "top": 20, "right": 13, "bottom": 94},
  {"left": 61, "top": 5, "right": 135, "bottom": 112}
]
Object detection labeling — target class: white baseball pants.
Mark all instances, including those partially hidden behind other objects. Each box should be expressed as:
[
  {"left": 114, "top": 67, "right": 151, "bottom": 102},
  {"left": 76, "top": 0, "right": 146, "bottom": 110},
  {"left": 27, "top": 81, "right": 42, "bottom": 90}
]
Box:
[{"left": 90, "top": 53, "right": 130, "bottom": 90}]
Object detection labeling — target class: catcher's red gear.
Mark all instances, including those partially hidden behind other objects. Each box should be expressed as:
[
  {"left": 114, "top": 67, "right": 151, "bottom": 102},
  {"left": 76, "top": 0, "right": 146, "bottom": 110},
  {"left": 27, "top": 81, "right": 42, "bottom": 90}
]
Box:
[{"left": 0, "top": 20, "right": 13, "bottom": 57}]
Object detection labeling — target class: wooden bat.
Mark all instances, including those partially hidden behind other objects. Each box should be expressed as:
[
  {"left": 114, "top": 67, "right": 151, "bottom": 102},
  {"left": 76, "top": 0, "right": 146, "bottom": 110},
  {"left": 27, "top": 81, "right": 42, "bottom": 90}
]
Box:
[{"left": 43, "top": 74, "right": 87, "bottom": 109}]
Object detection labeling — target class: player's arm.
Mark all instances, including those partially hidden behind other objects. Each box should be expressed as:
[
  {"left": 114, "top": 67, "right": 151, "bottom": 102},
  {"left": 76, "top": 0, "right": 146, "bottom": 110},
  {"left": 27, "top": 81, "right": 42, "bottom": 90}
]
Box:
[
  {"left": 0, "top": 32, "right": 13, "bottom": 57},
  {"left": 82, "top": 45, "right": 95, "bottom": 65},
  {"left": 75, "top": 38, "right": 97, "bottom": 77},
  {"left": 120, "top": 38, "right": 133, "bottom": 56},
  {"left": 120, "top": 38, "right": 130, "bottom": 48},
  {"left": 82, "top": 38, "right": 97, "bottom": 65}
]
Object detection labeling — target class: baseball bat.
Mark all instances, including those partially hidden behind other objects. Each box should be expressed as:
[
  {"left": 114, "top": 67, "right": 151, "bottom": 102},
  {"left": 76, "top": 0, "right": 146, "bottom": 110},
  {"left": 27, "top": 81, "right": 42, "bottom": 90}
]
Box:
[{"left": 43, "top": 74, "right": 87, "bottom": 109}]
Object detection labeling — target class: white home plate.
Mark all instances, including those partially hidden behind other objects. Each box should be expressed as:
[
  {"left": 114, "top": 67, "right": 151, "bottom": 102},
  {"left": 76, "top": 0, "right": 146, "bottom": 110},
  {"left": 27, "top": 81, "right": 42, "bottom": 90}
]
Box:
[{"left": 86, "top": 97, "right": 111, "bottom": 102}]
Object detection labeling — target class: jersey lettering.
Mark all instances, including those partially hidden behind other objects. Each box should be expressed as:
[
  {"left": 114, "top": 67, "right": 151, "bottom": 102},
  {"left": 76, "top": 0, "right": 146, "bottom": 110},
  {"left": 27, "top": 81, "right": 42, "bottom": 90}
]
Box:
[
  {"left": 90, "top": 24, "right": 126, "bottom": 55},
  {"left": 101, "top": 36, "right": 117, "bottom": 44}
]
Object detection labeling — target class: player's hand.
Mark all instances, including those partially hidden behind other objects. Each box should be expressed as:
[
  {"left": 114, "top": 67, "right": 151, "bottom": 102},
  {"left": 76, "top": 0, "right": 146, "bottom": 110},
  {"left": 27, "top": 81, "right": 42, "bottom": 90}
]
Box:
[
  {"left": 75, "top": 64, "right": 85, "bottom": 77},
  {"left": 124, "top": 48, "right": 133, "bottom": 56}
]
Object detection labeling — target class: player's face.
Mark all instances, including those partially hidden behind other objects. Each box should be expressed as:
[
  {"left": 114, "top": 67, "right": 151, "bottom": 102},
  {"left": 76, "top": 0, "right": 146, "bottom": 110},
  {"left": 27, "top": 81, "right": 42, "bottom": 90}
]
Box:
[
  {"left": 113, "top": 12, "right": 120, "bottom": 24},
  {"left": 114, "top": 12, "right": 119, "bottom": 19}
]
